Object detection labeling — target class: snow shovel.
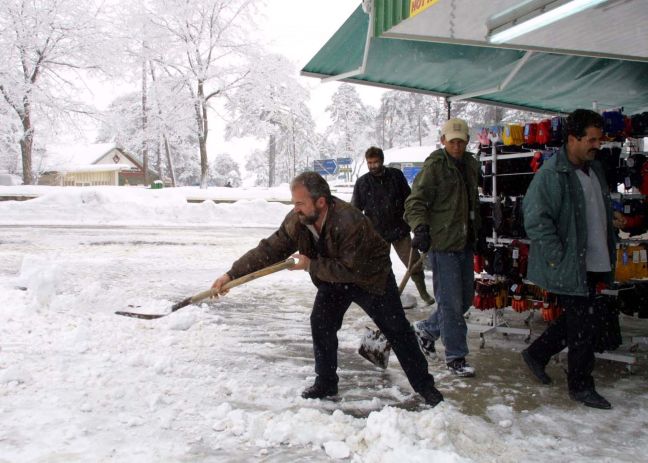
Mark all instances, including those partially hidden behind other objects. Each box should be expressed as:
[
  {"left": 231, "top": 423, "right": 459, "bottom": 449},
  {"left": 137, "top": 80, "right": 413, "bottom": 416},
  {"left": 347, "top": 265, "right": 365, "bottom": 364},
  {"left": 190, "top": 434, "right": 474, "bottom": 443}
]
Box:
[
  {"left": 115, "top": 258, "right": 296, "bottom": 320},
  {"left": 358, "top": 250, "right": 426, "bottom": 369}
]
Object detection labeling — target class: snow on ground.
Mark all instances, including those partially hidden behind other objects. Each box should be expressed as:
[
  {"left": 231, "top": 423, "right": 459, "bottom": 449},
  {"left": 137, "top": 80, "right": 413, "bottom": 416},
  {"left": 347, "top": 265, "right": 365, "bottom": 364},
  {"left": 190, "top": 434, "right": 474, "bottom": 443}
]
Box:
[{"left": 0, "top": 186, "right": 647, "bottom": 462}]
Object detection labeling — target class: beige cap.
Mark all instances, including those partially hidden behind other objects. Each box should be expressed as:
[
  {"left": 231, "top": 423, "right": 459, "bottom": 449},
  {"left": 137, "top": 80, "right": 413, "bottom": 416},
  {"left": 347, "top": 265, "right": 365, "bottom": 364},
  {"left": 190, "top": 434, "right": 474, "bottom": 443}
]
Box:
[{"left": 441, "top": 118, "right": 469, "bottom": 142}]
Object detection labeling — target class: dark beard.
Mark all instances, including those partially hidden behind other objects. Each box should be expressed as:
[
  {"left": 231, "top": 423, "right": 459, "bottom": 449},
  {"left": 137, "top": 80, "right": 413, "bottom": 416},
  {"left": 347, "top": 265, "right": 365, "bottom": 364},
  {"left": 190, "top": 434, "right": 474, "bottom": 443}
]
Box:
[{"left": 298, "top": 210, "right": 319, "bottom": 225}]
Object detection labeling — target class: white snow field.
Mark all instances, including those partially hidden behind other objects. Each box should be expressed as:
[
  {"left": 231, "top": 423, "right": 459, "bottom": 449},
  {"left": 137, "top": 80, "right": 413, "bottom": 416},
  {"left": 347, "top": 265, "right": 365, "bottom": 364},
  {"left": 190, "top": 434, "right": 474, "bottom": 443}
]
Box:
[{"left": 0, "top": 186, "right": 647, "bottom": 462}]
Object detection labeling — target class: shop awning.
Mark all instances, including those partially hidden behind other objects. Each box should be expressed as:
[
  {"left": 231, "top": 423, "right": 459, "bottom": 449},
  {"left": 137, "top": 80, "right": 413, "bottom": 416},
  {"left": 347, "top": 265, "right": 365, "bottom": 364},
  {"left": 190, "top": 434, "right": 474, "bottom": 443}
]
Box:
[
  {"left": 301, "top": 5, "right": 648, "bottom": 115},
  {"left": 373, "top": 0, "right": 648, "bottom": 62}
]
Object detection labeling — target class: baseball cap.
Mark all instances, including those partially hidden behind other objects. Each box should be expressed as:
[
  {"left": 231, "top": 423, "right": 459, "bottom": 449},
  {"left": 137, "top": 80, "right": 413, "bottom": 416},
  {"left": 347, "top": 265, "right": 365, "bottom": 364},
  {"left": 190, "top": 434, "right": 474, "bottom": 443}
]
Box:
[{"left": 441, "top": 118, "right": 469, "bottom": 142}]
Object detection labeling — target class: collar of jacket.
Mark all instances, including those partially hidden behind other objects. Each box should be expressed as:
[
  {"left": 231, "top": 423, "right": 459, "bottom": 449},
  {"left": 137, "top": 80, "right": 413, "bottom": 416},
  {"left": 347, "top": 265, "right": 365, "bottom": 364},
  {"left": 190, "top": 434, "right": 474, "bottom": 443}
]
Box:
[
  {"left": 555, "top": 145, "right": 578, "bottom": 173},
  {"left": 429, "top": 148, "right": 472, "bottom": 167}
]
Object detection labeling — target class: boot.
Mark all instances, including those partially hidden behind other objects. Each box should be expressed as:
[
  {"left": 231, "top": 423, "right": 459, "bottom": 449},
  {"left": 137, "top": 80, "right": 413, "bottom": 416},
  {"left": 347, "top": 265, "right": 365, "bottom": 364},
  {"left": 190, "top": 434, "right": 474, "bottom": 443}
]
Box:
[
  {"left": 301, "top": 380, "right": 338, "bottom": 399},
  {"left": 412, "top": 272, "right": 435, "bottom": 305}
]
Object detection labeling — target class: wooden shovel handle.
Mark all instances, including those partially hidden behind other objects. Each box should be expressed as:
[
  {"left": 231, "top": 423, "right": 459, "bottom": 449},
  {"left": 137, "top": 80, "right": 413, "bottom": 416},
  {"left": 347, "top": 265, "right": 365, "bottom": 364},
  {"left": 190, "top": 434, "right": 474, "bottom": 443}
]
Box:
[
  {"left": 189, "top": 258, "right": 296, "bottom": 305},
  {"left": 398, "top": 249, "right": 426, "bottom": 295}
]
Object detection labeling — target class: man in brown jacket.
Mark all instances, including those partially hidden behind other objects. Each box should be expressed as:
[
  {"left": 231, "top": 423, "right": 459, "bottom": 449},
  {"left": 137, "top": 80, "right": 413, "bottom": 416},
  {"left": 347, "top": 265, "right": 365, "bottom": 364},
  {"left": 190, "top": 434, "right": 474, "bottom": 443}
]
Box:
[{"left": 212, "top": 171, "right": 443, "bottom": 406}]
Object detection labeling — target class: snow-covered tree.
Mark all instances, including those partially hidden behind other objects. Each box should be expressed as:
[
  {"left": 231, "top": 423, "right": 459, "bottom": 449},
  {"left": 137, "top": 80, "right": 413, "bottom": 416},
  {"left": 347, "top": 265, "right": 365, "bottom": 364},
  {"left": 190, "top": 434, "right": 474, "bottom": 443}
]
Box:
[
  {"left": 324, "top": 83, "right": 377, "bottom": 179},
  {"left": 209, "top": 152, "right": 241, "bottom": 187},
  {"left": 376, "top": 91, "right": 445, "bottom": 148},
  {"left": 96, "top": 67, "right": 200, "bottom": 187},
  {"left": 226, "top": 53, "right": 317, "bottom": 186},
  {"left": 244, "top": 148, "right": 268, "bottom": 187},
  {"left": 0, "top": 0, "right": 108, "bottom": 184},
  {"left": 142, "top": 0, "right": 262, "bottom": 189},
  {"left": 451, "top": 101, "right": 550, "bottom": 130}
]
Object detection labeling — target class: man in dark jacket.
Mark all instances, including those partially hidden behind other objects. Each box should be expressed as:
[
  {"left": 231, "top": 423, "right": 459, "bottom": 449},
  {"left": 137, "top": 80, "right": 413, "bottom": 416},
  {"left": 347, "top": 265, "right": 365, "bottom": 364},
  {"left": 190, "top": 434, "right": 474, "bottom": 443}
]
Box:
[
  {"left": 404, "top": 118, "right": 481, "bottom": 377},
  {"left": 352, "top": 146, "right": 434, "bottom": 305},
  {"left": 211, "top": 171, "right": 443, "bottom": 407},
  {"left": 522, "top": 109, "right": 616, "bottom": 410}
]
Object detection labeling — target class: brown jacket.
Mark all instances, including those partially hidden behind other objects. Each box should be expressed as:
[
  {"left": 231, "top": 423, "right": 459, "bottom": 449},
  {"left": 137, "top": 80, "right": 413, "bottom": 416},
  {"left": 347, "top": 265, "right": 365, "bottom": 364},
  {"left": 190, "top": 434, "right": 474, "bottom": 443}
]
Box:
[{"left": 227, "top": 197, "right": 392, "bottom": 294}]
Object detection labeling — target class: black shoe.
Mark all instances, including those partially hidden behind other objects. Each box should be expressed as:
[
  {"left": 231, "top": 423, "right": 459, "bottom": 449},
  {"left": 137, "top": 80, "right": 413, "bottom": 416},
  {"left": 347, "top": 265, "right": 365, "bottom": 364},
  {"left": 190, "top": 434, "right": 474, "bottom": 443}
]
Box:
[
  {"left": 569, "top": 389, "right": 612, "bottom": 410},
  {"left": 301, "top": 382, "right": 338, "bottom": 399},
  {"left": 446, "top": 358, "right": 475, "bottom": 377},
  {"left": 521, "top": 349, "right": 552, "bottom": 385},
  {"left": 413, "top": 321, "right": 437, "bottom": 360},
  {"left": 420, "top": 385, "right": 444, "bottom": 407}
]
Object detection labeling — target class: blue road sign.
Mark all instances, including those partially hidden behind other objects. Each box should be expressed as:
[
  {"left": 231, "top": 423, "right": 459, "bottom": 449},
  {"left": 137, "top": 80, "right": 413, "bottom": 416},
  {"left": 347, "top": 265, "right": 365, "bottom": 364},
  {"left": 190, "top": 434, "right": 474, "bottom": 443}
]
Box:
[
  {"left": 313, "top": 159, "right": 338, "bottom": 176},
  {"left": 336, "top": 157, "right": 353, "bottom": 166},
  {"left": 402, "top": 165, "right": 422, "bottom": 185}
]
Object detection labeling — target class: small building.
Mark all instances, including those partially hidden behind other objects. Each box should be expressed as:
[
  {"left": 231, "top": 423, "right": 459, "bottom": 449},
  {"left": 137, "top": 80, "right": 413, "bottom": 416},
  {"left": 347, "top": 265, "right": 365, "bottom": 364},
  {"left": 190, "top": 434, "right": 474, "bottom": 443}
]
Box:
[{"left": 37, "top": 143, "right": 158, "bottom": 186}]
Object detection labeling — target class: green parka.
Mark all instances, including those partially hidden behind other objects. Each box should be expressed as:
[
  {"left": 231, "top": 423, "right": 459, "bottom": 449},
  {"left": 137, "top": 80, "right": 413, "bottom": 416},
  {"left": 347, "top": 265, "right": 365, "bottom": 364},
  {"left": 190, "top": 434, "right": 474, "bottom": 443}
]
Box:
[
  {"left": 404, "top": 148, "right": 481, "bottom": 251},
  {"left": 523, "top": 147, "right": 616, "bottom": 296}
]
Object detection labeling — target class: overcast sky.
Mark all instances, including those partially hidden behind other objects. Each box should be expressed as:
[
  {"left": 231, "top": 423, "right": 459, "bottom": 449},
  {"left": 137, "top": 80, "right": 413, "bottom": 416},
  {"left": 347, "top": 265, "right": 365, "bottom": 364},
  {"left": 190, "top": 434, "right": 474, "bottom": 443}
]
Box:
[
  {"left": 210, "top": 0, "right": 384, "bottom": 166},
  {"left": 75, "top": 2, "right": 384, "bottom": 167}
]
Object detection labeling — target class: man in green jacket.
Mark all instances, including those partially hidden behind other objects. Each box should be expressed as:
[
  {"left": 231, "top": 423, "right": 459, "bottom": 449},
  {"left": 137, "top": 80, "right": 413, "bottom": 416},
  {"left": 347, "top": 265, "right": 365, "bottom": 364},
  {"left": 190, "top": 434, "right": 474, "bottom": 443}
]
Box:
[
  {"left": 212, "top": 172, "right": 443, "bottom": 407},
  {"left": 522, "top": 109, "right": 616, "bottom": 410},
  {"left": 404, "top": 118, "right": 481, "bottom": 377}
]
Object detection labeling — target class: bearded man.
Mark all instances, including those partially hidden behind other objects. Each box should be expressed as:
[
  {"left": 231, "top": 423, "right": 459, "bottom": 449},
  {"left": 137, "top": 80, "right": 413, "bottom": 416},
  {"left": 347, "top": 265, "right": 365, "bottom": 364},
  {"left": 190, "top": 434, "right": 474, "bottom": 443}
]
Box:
[{"left": 211, "top": 171, "right": 443, "bottom": 407}]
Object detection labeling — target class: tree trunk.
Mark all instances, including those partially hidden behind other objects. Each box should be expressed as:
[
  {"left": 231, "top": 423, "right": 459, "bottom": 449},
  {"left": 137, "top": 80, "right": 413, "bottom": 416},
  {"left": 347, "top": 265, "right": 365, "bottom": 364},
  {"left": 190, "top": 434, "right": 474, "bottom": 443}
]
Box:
[
  {"left": 163, "top": 134, "right": 176, "bottom": 187},
  {"left": 19, "top": 116, "right": 34, "bottom": 185},
  {"left": 141, "top": 59, "right": 150, "bottom": 186},
  {"left": 149, "top": 62, "right": 176, "bottom": 187},
  {"left": 268, "top": 134, "right": 276, "bottom": 187},
  {"left": 196, "top": 80, "right": 209, "bottom": 189}
]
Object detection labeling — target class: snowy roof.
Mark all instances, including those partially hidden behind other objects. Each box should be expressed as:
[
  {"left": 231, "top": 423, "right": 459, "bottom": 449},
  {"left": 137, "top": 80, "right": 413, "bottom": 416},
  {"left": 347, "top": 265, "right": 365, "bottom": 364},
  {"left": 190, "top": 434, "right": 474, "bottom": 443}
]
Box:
[
  {"left": 38, "top": 143, "right": 120, "bottom": 172},
  {"left": 354, "top": 144, "right": 438, "bottom": 178},
  {"left": 383, "top": 145, "right": 437, "bottom": 165},
  {"left": 60, "top": 164, "right": 132, "bottom": 174}
]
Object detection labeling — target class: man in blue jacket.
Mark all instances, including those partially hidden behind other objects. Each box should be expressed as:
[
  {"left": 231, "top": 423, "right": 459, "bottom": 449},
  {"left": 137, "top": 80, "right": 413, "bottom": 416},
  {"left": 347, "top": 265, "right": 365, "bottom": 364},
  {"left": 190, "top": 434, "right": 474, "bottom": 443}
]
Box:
[{"left": 522, "top": 109, "right": 616, "bottom": 409}]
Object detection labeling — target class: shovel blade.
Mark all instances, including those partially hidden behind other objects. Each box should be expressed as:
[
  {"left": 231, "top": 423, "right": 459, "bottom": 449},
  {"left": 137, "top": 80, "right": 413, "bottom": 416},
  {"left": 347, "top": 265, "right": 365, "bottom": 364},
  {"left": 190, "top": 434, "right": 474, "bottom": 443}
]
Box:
[{"left": 358, "top": 327, "right": 391, "bottom": 369}]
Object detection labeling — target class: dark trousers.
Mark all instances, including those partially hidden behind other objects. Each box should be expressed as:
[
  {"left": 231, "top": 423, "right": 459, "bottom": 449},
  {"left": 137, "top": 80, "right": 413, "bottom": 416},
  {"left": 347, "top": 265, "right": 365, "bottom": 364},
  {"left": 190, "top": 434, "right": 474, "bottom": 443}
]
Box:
[
  {"left": 309, "top": 272, "right": 435, "bottom": 393},
  {"left": 527, "top": 273, "right": 605, "bottom": 393}
]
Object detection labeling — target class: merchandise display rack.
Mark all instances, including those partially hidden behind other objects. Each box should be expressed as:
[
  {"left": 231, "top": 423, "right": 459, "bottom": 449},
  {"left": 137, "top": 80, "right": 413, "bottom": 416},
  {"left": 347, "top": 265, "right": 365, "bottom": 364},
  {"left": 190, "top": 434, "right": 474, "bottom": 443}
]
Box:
[{"left": 468, "top": 137, "right": 531, "bottom": 348}]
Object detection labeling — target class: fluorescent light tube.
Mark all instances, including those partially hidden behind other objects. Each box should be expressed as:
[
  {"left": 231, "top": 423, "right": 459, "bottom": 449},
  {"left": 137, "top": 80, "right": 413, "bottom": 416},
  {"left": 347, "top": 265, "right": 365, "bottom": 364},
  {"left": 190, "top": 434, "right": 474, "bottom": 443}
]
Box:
[{"left": 489, "top": 0, "right": 608, "bottom": 44}]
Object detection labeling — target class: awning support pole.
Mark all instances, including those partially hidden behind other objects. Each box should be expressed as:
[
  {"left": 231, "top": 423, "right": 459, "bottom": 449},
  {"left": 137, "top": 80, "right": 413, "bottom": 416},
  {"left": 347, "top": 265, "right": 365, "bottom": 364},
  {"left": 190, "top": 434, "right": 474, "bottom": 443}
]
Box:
[
  {"left": 321, "top": 1, "right": 374, "bottom": 83},
  {"left": 448, "top": 51, "right": 534, "bottom": 102}
]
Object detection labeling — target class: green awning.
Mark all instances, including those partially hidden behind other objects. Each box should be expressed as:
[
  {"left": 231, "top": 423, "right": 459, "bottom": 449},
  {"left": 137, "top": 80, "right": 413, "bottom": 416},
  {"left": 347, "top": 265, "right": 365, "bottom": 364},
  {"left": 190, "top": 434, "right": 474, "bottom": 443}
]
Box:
[
  {"left": 301, "top": 6, "right": 648, "bottom": 115},
  {"left": 373, "top": 0, "right": 410, "bottom": 38}
]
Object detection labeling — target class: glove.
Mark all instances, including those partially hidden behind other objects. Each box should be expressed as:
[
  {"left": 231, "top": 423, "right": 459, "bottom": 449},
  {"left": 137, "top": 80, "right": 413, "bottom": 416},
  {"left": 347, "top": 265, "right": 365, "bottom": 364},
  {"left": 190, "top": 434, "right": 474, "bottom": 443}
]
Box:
[{"left": 411, "top": 224, "right": 431, "bottom": 253}]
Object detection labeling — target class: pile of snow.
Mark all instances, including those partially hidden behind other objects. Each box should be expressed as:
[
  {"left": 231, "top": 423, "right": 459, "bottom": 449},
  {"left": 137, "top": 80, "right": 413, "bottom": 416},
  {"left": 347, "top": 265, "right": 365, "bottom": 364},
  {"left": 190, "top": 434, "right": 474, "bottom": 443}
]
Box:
[{"left": 0, "top": 186, "right": 292, "bottom": 227}]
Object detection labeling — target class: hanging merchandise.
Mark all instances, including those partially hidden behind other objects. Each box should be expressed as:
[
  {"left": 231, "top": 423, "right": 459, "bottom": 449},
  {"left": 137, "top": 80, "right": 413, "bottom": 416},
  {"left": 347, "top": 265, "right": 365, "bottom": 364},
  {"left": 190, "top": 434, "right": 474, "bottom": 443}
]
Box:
[
  {"left": 549, "top": 116, "right": 565, "bottom": 145},
  {"left": 530, "top": 151, "right": 543, "bottom": 172},
  {"left": 630, "top": 112, "right": 648, "bottom": 137},
  {"left": 478, "top": 127, "right": 491, "bottom": 146},
  {"left": 536, "top": 119, "right": 552, "bottom": 144},
  {"left": 593, "top": 283, "right": 622, "bottom": 353},
  {"left": 502, "top": 124, "right": 524, "bottom": 145},
  {"left": 602, "top": 110, "right": 625, "bottom": 140},
  {"left": 596, "top": 146, "right": 623, "bottom": 188},
  {"left": 614, "top": 243, "right": 648, "bottom": 282},
  {"left": 523, "top": 122, "right": 538, "bottom": 144},
  {"left": 540, "top": 291, "right": 562, "bottom": 322},
  {"left": 510, "top": 283, "right": 529, "bottom": 313},
  {"left": 481, "top": 154, "right": 534, "bottom": 196}
]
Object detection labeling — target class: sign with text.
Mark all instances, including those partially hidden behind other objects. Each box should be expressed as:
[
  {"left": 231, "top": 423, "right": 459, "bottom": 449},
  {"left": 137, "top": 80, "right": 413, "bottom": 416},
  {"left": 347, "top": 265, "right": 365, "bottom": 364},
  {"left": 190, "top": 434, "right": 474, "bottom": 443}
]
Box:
[
  {"left": 410, "top": 0, "right": 440, "bottom": 18},
  {"left": 313, "top": 159, "right": 338, "bottom": 176},
  {"left": 336, "top": 157, "right": 353, "bottom": 166}
]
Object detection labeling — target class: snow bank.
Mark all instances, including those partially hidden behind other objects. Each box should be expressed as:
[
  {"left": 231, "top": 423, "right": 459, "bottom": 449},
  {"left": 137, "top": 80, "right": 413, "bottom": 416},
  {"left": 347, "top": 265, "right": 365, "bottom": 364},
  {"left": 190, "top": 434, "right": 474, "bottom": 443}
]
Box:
[{"left": 0, "top": 186, "right": 292, "bottom": 227}]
